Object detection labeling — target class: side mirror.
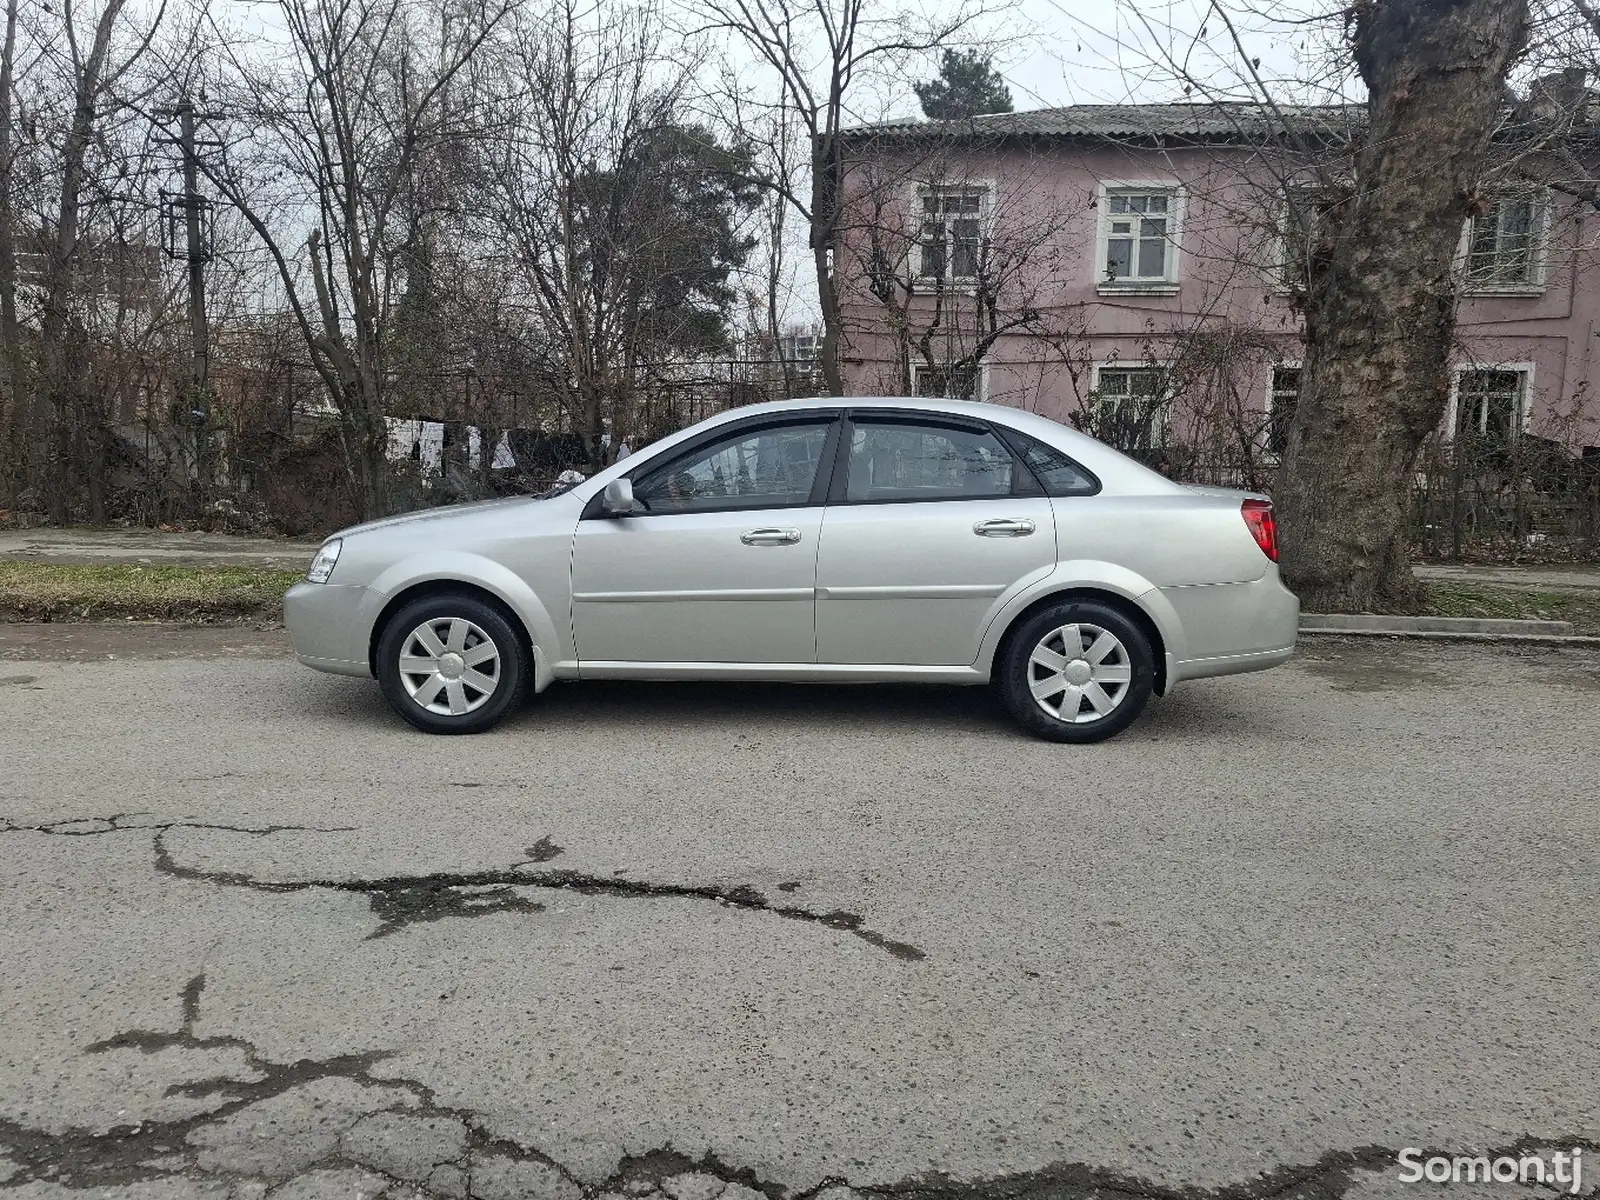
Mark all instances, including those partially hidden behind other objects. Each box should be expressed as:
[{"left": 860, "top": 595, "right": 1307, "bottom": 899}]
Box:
[{"left": 601, "top": 477, "right": 636, "bottom": 516}]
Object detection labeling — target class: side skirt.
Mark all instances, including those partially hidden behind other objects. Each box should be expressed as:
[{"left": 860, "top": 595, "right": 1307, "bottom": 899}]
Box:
[{"left": 572, "top": 661, "right": 990, "bottom": 685}]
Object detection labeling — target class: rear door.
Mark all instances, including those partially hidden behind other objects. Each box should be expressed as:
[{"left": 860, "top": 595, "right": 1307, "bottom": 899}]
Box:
[{"left": 814, "top": 413, "right": 1057, "bottom": 666}]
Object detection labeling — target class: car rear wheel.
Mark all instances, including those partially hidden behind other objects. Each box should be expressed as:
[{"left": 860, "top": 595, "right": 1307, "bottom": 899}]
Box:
[
  {"left": 376, "top": 594, "right": 528, "bottom": 734},
  {"left": 997, "top": 599, "right": 1155, "bottom": 743}
]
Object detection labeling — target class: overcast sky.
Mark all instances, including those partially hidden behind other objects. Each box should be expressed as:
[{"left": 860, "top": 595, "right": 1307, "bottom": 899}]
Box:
[{"left": 919, "top": 0, "right": 1346, "bottom": 118}]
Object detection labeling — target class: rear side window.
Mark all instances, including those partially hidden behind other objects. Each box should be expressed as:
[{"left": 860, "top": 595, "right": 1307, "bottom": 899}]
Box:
[
  {"left": 1005, "top": 431, "right": 1100, "bottom": 496},
  {"left": 845, "top": 421, "right": 1015, "bottom": 502}
]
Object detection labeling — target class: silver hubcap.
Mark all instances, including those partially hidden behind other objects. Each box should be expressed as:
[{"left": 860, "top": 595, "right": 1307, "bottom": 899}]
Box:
[
  {"left": 399, "top": 617, "right": 501, "bottom": 716},
  {"left": 1027, "top": 622, "right": 1132, "bottom": 723}
]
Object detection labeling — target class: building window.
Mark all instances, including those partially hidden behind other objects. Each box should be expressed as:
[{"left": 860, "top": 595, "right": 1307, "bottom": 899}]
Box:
[
  {"left": 1101, "top": 188, "right": 1179, "bottom": 286},
  {"left": 1454, "top": 368, "right": 1527, "bottom": 442},
  {"left": 1085, "top": 365, "right": 1169, "bottom": 454},
  {"left": 1268, "top": 366, "right": 1301, "bottom": 454},
  {"left": 1465, "top": 194, "right": 1544, "bottom": 289},
  {"left": 911, "top": 361, "right": 981, "bottom": 401},
  {"left": 777, "top": 331, "right": 819, "bottom": 368},
  {"left": 917, "top": 188, "right": 987, "bottom": 283}
]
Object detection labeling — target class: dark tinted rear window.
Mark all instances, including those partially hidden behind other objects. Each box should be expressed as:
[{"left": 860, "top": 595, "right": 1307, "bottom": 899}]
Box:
[{"left": 1008, "top": 432, "right": 1099, "bottom": 496}]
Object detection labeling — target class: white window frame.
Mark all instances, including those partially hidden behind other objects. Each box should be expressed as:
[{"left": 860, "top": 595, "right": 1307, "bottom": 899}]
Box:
[
  {"left": 1264, "top": 359, "right": 1303, "bottom": 458},
  {"left": 1086, "top": 361, "right": 1173, "bottom": 449},
  {"left": 909, "top": 359, "right": 988, "bottom": 402},
  {"left": 1457, "top": 189, "right": 1551, "bottom": 295},
  {"left": 1445, "top": 362, "right": 1535, "bottom": 440},
  {"left": 911, "top": 182, "right": 995, "bottom": 288},
  {"left": 1095, "top": 181, "right": 1184, "bottom": 295}
]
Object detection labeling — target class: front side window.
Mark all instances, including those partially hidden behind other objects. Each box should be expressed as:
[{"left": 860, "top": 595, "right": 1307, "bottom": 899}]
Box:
[
  {"left": 633, "top": 421, "right": 830, "bottom": 512},
  {"left": 918, "top": 188, "right": 987, "bottom": 283},
  {"left": 911, "top": 361, "right": 980, "bottom": 401},
  {"left": 1454, "top": 369, "right": 1526, "bottom": 443},
  {"left": 1083, "top": 366, "right": 1170, "bottom": 455},
  {"left": 1466, "top": 194, "right": 1543, "bottom": 288},
  {"left": 845, "top": 421, "right": 1015, "bottom": 503},
  {"left": 1102, "top": 189, "right": 1177, "bottom": 285}
]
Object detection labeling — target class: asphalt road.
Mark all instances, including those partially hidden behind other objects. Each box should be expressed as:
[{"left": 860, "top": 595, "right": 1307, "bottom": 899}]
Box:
[{"left": 1, "top": 628, "right": 1597, "bottom": 1200}]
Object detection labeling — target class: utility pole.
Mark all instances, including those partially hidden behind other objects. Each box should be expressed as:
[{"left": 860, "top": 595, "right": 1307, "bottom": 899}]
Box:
[{"left": 155, "top": 97, "right": 221, "bottom": 494}]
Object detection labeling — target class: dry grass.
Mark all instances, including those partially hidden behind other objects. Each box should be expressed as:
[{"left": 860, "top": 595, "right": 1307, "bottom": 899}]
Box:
[
  {"left": 0, "top": 564, "right": 300, "bottom": 622},
  {"left": 1425, "top": 582, "right": 1600, "bottom": 634}
]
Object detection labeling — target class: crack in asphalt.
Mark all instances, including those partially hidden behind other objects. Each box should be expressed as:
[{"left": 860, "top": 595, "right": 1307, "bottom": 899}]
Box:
[
  {"left": 1, "top": 972, "right": 574, "bottom": 1193},
  {"left": 2, "top": 812, "right": 922, "bottom": 957},
  {"left": 9, "top": 1008, "right": 1600, "bottom": 1200},
  {"left": 2, "top": 827, "right": 1596, "bottom": 1198},
  {"left": 0, "top": 811, "right": 354, "bottom": 839},
  {"left": 114, "top": 827, "right": 553, "bottom": 941},
  {"left": 524, "top": 834, "right": 564, "bottom": 861},
  {"left": 499, "top": 864, "right": 926, "bottom": 961},
  {"left": 140, "top": 827, "right": 924, "bottom": 959}
]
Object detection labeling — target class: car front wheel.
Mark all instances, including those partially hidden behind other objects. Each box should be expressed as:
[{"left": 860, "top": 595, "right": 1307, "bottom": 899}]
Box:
[
  {"left": 376, "top": 594, "right": 528, "bottom": 734},
  {"left": 997, "top": 599, "right": 1155, "bottom": 743}
]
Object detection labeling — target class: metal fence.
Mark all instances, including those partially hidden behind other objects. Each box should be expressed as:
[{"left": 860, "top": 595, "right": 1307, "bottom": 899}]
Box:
[
  {"left": 1113, "top": 434, "right": 1600, "bottom": 558},
  {"left": 78, "top": 358, "right": 1600, "bottom": 554}
]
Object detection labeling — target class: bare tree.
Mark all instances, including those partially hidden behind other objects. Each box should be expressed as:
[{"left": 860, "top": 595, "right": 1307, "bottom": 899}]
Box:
[
  {"left": 834, "top": 136, "right": 1088, "bottom": 403},
  {"left": 1105, "top": 0, "right": 1538, "bottom": 609},
  {"left": 480, "top": 0, "right": 758, "bottom": 469},
  {"left": 198, "top": 0, "right": 510, "bottom": 518},
  {"left": 0, "top": 0, "right": 21, "bottom": 420},
  {"left": 1272, "top": 0, "right": 1532, "bottom": 611},
  {"left": 22, "top": 0, "right": 175, "bottom": 520},
  {"left": 694, "top": 0, "right": 1001, "bottom": 395}
]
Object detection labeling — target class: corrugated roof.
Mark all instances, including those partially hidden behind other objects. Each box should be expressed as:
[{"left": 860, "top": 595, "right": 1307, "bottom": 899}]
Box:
[{"left": 851, "top": 102, "right": 1358, "bottom": 141}]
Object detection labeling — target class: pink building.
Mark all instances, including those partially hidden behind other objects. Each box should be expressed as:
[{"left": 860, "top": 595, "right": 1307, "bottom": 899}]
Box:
[{"left": 833, "top": 103, "right": 1600, "bottom": 477}]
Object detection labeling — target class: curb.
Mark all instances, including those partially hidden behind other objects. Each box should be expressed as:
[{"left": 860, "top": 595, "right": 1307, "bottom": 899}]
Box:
[
  {"left": 1299, "top": 627, "right": 1600, "bottom": 645},
  {"left": 1301, "top": 612, "right": 1573, "bottom": 636}
]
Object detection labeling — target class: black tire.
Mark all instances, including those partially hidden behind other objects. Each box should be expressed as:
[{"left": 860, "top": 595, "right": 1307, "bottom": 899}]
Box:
[
  {"left": 375, "top": 593, "right": 529, "bottom": 734},
  {"left": 996, "top": 598, "right": 1155, "bottom": 743}
]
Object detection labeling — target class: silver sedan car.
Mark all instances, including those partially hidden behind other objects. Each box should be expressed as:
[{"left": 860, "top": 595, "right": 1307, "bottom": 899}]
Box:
[{"left": 285, "top": 397, "right": 1298, "bottom": 742}]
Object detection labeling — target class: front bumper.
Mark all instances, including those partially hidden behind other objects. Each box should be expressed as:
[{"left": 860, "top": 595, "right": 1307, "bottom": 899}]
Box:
[{"left": 284, "top": 581, "right": 374, "bottom": 677}]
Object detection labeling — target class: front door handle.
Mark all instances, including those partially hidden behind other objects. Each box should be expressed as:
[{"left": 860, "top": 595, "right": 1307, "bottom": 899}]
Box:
[
  {"left": 974, "top": 518, "right": 1036, "bottom": 537},
  {"left": 741, "top": 527, "right": 802, "bottom": 546}
]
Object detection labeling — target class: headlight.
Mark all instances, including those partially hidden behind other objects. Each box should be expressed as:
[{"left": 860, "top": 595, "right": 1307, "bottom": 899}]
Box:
[{"left": 306, "top": 539, "right": 342, "bottom": 584}]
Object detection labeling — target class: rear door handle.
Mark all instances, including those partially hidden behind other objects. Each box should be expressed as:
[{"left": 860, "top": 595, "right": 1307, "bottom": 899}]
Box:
[
  {"left": 741, "top": 527, "right": 802, "bottom": 546},
  {"left": 973, "top": 518, "right": 1036, "bottom": 537}
]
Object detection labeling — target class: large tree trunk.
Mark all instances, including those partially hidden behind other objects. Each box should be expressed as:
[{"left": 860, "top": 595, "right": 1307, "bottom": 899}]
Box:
[{"left": 1275, "top": 0, "right": 1528, "bottom": 613}]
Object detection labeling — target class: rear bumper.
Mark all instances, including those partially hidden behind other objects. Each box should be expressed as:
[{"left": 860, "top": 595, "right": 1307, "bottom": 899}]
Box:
[
  {"left": 284, "top": 581, "right": 373, "bottom": 677},
  {"left": 1174, "top": 643, "right": 1296, "bottom": 683},
  {"left": 1165, "top": 570, "right": 1298, "bottom": 685}
]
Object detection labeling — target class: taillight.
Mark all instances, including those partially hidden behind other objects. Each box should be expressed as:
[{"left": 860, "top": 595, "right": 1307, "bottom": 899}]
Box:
[{"left": 1241, "top": 498, "right": 1278, "bottom": 562}]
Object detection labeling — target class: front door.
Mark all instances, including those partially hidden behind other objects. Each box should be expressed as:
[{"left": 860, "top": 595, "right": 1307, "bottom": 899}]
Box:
[
  {"left": 815, "top": 416, "right": 1057, "bottom": 665},
  {"left": 571, "top": 416, "right": 836, "bottom": 665}
]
